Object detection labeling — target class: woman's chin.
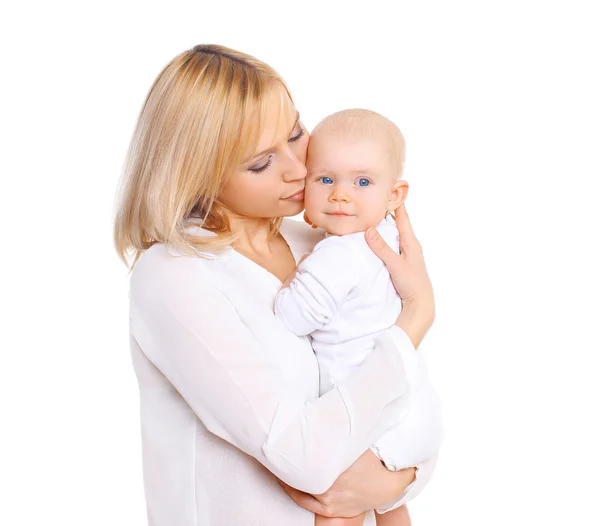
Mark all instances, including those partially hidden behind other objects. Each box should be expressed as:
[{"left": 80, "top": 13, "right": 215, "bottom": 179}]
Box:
[{"left": 280, "top": 200, "right": 305, "bottom": 216}]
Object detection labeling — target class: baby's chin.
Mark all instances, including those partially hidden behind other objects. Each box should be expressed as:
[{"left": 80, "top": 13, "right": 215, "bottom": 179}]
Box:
[{"left": 321, "top": 220, "right": 369, "bottom": 236}]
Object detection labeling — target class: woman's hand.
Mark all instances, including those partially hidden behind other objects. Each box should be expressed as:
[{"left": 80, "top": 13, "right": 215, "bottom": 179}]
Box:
[
  {"left": 365, "top": 205, "right": 435, "bottom": 347},
  {"left": 277, "top": 450, "right": 416, "bottom": 518}
]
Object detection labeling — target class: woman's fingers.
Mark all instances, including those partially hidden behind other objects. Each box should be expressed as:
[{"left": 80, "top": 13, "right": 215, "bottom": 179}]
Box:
[
  {"left": 365, "top": 227, "right": 405, "bottom": 270},
  {"left": 277, "top": 480, "right": 329, "bottom": 515},
  {"left": 365, "top": 208, "right": 433, "bottom": 324},
  {"left": 393, "top": 205, "right": 419, "bottom": 253}
]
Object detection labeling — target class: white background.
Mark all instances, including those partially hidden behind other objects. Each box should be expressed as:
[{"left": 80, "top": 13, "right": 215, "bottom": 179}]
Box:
[{"left": 1, "top": 1, "right": 599, "bottom": 524}]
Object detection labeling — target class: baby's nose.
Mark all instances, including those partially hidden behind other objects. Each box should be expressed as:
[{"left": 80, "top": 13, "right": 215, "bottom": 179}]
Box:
[{"left": 330, "top": 189, "right": 351, "bottom": 202}]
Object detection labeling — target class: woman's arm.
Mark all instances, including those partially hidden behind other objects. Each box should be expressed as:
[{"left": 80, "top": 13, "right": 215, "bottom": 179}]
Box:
[
  {"left": 279, "top": 205, "right": 438, "bottom": 515},
  {"left": 129, "top": 251, "right": 420, "bottom": 496},
  {"left": 368, "top": 205, "right": 436, "bottom": 348},
  {"left": 278, "top": 450, "right": 418, "bottom": 517},
  {"left": 281, "top": 452, "right": 440, "bottom": 518},
  {"left": 277, "top": 351, "right": 441, "bottom": 517}
]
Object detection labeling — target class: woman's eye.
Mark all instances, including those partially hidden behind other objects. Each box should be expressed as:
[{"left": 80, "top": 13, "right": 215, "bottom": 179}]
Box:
[
  {"left": 289, "top": 128, "right": 305, "bottom": 143},
  {"left": 356, "top": 178, "right": 371, "bottom": 187},
  {"left": 249, "top": 156, "right": 272, "bottom": 174},
  {"left": 318, "top": 176, "right": 333, "bottom": 184}
]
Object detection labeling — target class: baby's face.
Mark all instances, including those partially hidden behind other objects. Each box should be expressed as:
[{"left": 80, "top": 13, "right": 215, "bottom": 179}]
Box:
[{"left": 304, "top": 134, "right": 399, "bottom": 236}]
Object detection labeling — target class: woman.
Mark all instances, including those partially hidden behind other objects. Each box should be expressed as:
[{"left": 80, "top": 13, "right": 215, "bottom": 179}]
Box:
[{"left": 114, "top": 44, "right": 438, "bottom": 526}]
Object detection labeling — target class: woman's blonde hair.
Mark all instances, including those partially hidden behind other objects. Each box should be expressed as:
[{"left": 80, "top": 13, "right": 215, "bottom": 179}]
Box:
[{"left": 114, "top": 44, "right": 292, "bottom": 268}]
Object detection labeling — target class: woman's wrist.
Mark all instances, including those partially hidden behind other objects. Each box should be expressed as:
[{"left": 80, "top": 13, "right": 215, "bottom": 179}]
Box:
[
  {"left": 396, "top": 467, "right": 417, "bottom": 491},
  {"left": 395, "top": 300, "right": 435, "bottom": 349},
  {"left": 357, "top": 461, "right": 417, "bottom": 512},
  {"left": 378, "top": 467, "right": 417, "bottom": 510}
]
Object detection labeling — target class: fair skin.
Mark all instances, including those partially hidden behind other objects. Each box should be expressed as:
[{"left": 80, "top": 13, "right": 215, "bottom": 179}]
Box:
[
  {"left": 304, "top": 131, "right": 408, "bottom": 236},
  {"left": 217, "top": 86, "right": 435, "bottom": 520},
  {"left": 217, "top": 88, "right": 308, "bottom": 282}
]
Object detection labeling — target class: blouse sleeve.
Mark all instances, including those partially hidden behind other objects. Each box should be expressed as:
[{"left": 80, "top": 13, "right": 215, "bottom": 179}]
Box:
[
  {"left": 129, "top": 251, "right": 420, "bottom": 495},
  {"left": 273, "top": 239, "right": 362, "bottom": 336}
]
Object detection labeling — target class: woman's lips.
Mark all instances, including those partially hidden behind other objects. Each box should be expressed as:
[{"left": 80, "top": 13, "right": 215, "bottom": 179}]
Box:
[{"left": 282, "top": 190, "right": 304, "bottom": 201}]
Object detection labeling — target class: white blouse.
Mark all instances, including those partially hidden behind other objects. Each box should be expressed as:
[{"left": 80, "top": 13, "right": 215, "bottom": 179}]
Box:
[{"left": 128, "top": 217, "right": 432, "bottom": 526}]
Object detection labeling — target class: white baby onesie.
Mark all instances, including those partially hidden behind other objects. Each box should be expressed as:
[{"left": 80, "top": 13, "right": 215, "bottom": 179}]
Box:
[
  {"left": 274, "top": 214, "right": 414, "bottom": 391},
  {"left": 274, "top": 214, "right": 443, "bottom": 509}
]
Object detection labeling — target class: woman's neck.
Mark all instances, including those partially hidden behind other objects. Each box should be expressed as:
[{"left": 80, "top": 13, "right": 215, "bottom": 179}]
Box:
[{"left": 228, "top": 214, "right": 276, "bottom": 256}]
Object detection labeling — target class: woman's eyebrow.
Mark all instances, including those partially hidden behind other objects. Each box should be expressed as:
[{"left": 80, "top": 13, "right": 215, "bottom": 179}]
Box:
[{"left": 245, "top": 112, "right": 300, "bottom": 163}]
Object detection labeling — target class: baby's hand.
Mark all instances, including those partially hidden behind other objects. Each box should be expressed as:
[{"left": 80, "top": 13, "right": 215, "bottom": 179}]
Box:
[
  {"left": 280, "top": 255, "right": 309, "bottom": 289},
  {"left": 303, "top": 211, "right": 318, "bottom": 229}
]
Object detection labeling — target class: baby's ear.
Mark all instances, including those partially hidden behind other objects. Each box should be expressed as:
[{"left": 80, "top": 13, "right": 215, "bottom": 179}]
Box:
[{"left": 388, "top": 180, "right": 409, "bottom": 212}]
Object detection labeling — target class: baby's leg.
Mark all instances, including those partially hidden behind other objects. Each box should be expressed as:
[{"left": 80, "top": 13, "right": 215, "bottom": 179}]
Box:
[
  {"left": 315, "top": 511, "right": 367, "bottom": 526},
  {"left": 372, "top": 382, "right": 444, "bottom": 469},
  {"left": 375, "top": 505, "right": 411, "bottom": 526}
]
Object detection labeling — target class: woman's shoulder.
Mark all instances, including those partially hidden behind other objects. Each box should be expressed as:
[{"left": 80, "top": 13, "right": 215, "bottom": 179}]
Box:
[
  {"left": 280, "top": 216, "right": 326, "bottom": 255},
  {"left": 130, "top": 241, "right": 228, "bottom": 303}
]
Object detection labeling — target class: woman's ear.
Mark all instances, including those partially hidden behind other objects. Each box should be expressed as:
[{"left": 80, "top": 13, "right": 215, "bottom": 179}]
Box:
[{"left": 387, "top": 180, "right": 409, "bottom": 212}]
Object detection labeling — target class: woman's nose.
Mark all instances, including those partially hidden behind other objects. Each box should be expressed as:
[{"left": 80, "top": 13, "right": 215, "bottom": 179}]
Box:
[{"left": 282, "top": 149, "right": 308, "bottom": 183}]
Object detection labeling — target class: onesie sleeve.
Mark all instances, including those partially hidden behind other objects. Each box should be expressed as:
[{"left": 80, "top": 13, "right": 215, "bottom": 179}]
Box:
[
  {"left": 129, "top": 250, "right": 418, "bottom": 495},
  {"left": 274, "top": 238, "right": 363, "bottom": 336}
]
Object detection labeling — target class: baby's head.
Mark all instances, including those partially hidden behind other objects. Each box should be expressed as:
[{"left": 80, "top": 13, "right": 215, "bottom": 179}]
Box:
[{"left": 304, "top": 109, "right": 408, "bottom": 236}]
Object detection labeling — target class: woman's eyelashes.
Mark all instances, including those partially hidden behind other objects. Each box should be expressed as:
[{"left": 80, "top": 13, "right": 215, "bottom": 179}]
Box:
[
  {"left": 288, "top": 128, "right": 305, "bottom": 143},
  {"left": 249, "top": 155, "right": 273, "bottom": 174},
  {"left": 248, "top": 128, "right": 304, "bottom": 174}
]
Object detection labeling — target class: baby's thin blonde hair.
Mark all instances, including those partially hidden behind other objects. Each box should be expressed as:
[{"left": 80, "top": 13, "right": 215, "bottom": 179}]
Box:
[
  {"left": 114, "top": 44, "right": 291, "bottom": 269},
  {"left": 310, "top": 108, "right": 406, "bottom": 180}
]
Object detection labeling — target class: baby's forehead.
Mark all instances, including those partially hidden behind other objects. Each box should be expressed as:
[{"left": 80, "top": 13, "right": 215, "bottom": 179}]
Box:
[
  {"left": 310, "top": 109, "right": 404, "bottom": 153},
  {"left": 310, "top": 128, "right": 387, "bottom": 150},
  {"left": 309, "top": 109, "right": 405, "bottom": 176}
]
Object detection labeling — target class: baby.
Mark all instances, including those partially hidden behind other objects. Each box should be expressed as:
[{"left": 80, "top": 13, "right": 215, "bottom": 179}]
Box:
[{"left": 274, "top": 109, "right": 443, "bottom": 526}]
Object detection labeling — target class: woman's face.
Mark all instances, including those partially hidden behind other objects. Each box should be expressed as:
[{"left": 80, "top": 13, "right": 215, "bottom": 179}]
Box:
[{"left": 217, "top": 87, "right": 309, "bottom": 220}]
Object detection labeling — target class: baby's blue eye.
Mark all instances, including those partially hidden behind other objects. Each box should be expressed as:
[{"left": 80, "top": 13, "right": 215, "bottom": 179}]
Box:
[
  {"left": 356, "top": 178, "right": 370, "bottom": 187},
  {"left": 319, "top": 176, "right": 333, "bottom": 185}
]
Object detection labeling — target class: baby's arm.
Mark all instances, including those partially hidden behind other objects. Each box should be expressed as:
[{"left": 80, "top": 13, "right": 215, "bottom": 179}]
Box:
[{"left": 274, "top": 239, "right": 362, "bottom": 336}]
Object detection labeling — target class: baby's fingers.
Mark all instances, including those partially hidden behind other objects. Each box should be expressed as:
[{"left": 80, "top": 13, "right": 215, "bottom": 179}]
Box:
[{"left": 303, "top": 212, "right": 318, "bottom": 229}]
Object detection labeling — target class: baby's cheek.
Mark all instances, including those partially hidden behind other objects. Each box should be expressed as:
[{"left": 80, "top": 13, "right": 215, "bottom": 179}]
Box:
[{"left": 302, "top": 188, "right": 320, "bottom": 213}]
